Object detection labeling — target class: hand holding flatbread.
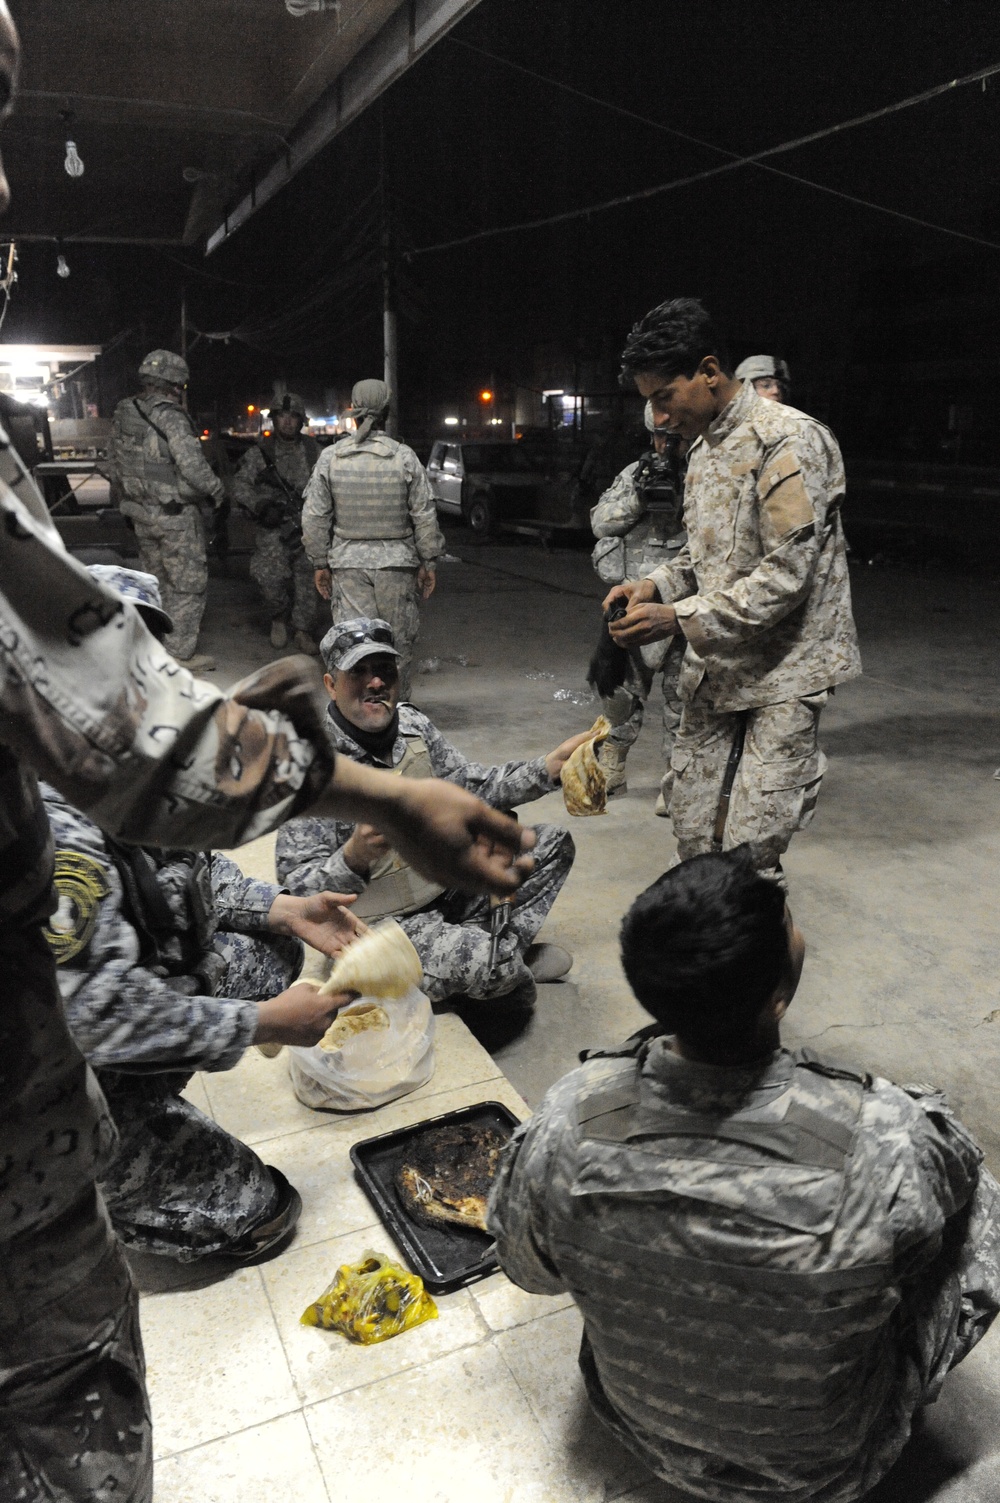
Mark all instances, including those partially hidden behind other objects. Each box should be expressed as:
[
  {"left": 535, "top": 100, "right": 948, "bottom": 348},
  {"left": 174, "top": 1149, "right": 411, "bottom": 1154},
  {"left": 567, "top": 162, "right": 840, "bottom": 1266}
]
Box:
[
  {"left": 318, "top": 918, "right": 423, "bottom": 1001},
  {"left": 560, "top": 714, "right": 611, "bottom": 817}
]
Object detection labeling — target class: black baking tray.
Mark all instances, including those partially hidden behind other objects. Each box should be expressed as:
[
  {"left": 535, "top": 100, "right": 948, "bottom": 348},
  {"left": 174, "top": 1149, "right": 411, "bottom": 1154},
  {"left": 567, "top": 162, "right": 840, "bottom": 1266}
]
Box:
[{"left": 349, "top": 1100, "right": 520, "bottom": 1293}]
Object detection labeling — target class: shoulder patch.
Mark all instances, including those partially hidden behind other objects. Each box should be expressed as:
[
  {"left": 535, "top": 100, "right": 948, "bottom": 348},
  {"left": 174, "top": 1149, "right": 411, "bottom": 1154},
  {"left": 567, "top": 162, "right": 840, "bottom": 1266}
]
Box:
[{"left": 44, "top": 850, "right": 110, "bottom": 963}]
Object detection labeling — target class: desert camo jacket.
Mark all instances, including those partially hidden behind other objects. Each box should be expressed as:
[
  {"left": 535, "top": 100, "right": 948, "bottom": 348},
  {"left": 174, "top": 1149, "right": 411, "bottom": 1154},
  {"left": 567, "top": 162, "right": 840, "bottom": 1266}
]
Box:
[
  {"left": 41, "top": 782, "right": 283, "bottom": 1075},
  {"left": 276, "top": 701, "right": 557, "bottom": 897},
  {"left": 644, "top": 382, "right": 861, "bottom": 711},
  {"left": 0, "top": 426, "right": 335, "bottom": 1266},
  {"left": 301, "top": 431, "right": 444, "bottom": 572},
  {"left": 489, "top": 1035, "right": 1000, "bottom": 1503}
]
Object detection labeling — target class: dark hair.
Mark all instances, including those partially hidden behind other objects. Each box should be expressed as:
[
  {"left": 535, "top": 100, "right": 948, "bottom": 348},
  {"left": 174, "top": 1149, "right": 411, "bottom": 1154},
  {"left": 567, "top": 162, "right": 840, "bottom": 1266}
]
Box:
[
  {"left": 619, "top": 850, "right": 788, "bottom": 1049},
  {"left": 619, "top": 298, "right": 731, "bottom": 387}
]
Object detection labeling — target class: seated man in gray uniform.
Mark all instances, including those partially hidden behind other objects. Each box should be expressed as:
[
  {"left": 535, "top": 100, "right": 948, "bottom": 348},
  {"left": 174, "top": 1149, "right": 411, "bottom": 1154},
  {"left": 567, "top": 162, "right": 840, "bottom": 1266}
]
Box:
[
  {"left": 489, "top": 850, "right": 1000, "bottom": 1503},
  {"left": 42, "top": 568, "right": 358, "bottom": 1265},
  {"left": 276, "top": 617, "right": 583, "bottom": 1011}
]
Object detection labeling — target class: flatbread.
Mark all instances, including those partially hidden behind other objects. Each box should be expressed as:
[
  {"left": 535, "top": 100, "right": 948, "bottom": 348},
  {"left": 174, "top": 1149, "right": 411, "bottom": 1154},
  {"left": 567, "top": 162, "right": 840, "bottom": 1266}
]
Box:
[
  {"left": 319, "top": 918, "right": 423, "bottom": 1001},
  {"left": 560, "top": 714, "right": 611, "bottom": 817},
  {"left": 318, "top": 1000, "right": 390, "bottom": 1052}
]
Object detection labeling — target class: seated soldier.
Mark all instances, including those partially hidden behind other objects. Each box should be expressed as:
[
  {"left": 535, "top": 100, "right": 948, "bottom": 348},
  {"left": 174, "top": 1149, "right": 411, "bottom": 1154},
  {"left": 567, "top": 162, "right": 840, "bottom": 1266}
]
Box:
[
  {"left": 275, "top": 617, "right": 584, "bottom": 1011},
  {"left": 489, "top": 850, "right": 1000, "bottom": 1503},
  {"left": 42, "top": 567, "right": 357, "bottom": 1265}
]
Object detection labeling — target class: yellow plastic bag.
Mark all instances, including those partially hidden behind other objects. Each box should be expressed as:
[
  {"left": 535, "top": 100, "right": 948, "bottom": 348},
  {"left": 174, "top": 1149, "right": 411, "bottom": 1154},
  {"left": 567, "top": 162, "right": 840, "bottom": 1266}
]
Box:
[{"left": 300, "top": 1250, "right": 438, "bottom": 1345}]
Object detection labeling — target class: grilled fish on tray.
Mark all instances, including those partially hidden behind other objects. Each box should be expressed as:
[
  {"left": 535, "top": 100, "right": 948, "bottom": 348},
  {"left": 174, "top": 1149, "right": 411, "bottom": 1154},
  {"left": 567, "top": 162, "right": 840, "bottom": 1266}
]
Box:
[{"left": 395, "top": 1123, "right": 506, "bottom": 1233}]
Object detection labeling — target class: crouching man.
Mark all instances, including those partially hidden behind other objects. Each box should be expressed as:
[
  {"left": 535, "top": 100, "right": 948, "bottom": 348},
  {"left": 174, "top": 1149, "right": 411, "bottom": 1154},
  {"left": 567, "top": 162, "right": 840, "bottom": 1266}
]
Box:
[
  {"left": 276, "top": 617, "right": 583, "bottom": 1011},
  {"left": 42, "top": 568, "right": 359, "bottom": 1265},
  {"left": 489, "top": 850, "right": 1000, "bottom": 1503}
]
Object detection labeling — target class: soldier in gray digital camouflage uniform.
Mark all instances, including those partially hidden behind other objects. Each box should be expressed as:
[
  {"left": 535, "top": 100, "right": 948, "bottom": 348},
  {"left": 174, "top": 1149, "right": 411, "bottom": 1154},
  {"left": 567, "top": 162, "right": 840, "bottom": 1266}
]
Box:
[
  {"left": 489, "top": 850, "right": 1000, "bottom": 1503},
  {"left": 302, "top": 378, "right": 444, "bottom": 697},
  {"left": 232, "top": 392, "right": 321, "bottom": 654},
  {"left": 591, "top": 399, "right": 686, "bottom": 813},
  {"left": 40, "top": 568, "right": 364, "bottom": 1263},
  {"left": 609, "top": 299, "right": 861, "bottom": 881},
  {"left": 276, "top": 618, "right": 585, "bottom": 1011},
  {"left": 109, "top": 348, "right": 226, "bottom": 672}
]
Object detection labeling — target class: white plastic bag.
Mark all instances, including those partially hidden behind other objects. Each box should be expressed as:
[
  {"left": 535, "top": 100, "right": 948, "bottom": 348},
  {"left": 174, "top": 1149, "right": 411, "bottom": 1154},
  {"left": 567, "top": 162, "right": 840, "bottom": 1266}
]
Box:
[{"left": 288, "top": 986, "right": 435, "bottom": 1112}]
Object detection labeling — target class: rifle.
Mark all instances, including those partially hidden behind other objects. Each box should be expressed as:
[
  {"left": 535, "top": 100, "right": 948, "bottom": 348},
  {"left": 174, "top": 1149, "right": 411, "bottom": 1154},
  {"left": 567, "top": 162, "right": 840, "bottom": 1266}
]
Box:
[{"left": 253, "top": 438, "right": 304, "bottom": 549}]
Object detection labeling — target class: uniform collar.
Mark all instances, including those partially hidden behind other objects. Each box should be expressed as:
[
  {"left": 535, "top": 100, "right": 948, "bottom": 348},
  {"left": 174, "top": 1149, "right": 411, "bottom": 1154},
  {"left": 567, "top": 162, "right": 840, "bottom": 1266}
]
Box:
[
  {"left": 643, "top": 1037, "right": 794, "bottom": 1114},
  {"left": 324, "top": 700, "right": 425, "bottom": 767},
  {"left": 701, "top": 377, "right": 758, "bottom": 449}
]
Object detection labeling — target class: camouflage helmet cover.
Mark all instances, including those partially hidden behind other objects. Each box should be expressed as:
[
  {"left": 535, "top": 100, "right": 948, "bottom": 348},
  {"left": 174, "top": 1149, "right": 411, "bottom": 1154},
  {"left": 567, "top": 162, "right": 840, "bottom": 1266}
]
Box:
[
  {"left": 269, "top": 392, "right": 307, "bottom": 420},
  {"left": 735, "top": 354, "right": 791, "bottom": 387},
  {"left": 138, "top": 349, "right": 190, "bottom": 386}
]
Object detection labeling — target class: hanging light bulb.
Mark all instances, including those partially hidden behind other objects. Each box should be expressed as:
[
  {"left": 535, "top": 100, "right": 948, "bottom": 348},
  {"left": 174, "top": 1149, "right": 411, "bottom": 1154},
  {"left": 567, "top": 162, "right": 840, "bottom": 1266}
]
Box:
[
  {"left": 56, "top": 251, "right": 70, "bottom": 278},
  {"left": 63, "top": 140, "right": 84, "bottom": 178}
]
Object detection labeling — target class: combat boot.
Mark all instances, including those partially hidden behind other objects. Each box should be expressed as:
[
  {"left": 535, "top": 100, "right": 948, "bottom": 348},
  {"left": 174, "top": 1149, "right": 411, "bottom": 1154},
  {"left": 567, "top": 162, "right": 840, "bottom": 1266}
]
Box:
[
  {"left": 598, "top": 741, "right": 629, "bottom": 798},
  {"left": 293, "top": 629, "right": 320, "bottom": 657},
  {"left": 270, "top": 618, "right": 289, "bottom": 649}
]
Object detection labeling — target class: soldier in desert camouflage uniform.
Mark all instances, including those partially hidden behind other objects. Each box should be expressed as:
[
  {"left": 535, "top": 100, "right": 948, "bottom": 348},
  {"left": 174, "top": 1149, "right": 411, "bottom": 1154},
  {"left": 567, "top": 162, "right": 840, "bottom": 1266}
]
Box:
[
  {"left": 490, "top": 851, "right": 1000, "bottom": 1503},
  {"left": 609, "top": 299, "right": 860, "bottom": 880},
  {"left": 277, "top": 618, "right": 584, "bottom": 1010},
  {"left": 109, "top": 348, "right": 226, "bottom": 671},
  {"left": 232, "top": 392, "right": 321, "bottom": 654},
  {"left": 302, "top": 379, "right": 443, "bottom": 697},
  {"left": 40, "top": 569, "right": 364, "bottom": 1263},
  {"left": 591, "top": 399, "right": 686, "bottom": 811}
]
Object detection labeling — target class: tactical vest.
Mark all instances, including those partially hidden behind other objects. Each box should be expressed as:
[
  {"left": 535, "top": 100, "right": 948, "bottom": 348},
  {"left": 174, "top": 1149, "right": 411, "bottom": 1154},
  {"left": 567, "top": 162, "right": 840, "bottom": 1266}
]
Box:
[
  {"left": 556, "top": 1042, "right": 900, "bottom": 1477},
  {"left": 329, "top": 443, "right": 413, "bottom": 541},
  {"left": 350, "top": 736, "right": 446, "bottom": 919},
  {"left": 105, "top": 839, "right": 223, "bottom": 988},
  {"left": 112, "top": 397, "right": 197, "bottom": 503}
]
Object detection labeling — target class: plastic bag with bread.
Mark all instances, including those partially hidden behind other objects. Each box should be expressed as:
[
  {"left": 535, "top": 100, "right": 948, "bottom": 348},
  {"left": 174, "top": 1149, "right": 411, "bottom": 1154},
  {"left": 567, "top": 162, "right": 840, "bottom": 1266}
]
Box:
[
  {"left": 316, "top": 919, "right": 423, "bottom": 1051},
  {"left": 560, "top": 714, "right": 611, "bottom": 816}
]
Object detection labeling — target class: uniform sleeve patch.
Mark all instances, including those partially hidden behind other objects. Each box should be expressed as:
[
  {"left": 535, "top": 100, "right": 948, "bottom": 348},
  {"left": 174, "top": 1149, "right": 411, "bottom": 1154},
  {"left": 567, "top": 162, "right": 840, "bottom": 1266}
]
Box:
[
  {"left": 44, "top": 850, "right": 110, "bottom": 963},
  {"left": 756, "top": 448, "right": 815, "bottom": 537}
]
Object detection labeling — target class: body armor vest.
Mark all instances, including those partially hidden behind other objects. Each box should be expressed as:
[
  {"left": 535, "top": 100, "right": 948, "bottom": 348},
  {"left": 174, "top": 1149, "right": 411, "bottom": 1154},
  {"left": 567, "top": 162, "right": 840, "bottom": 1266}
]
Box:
[
  {"left": 330, "top": 443, "right": 413, "bottom": 541},
  {"left": 556, "top": 1044, "right": 899, "bottom": 1474},
  {"left": 112, "top": 397, "right": 197, "bottom": 502},
  {"left": 351, "top": 736, "right": 446, "bottom": 919},
  {"left": 105, "top": 839, "right": 220, "bottom": 984}
]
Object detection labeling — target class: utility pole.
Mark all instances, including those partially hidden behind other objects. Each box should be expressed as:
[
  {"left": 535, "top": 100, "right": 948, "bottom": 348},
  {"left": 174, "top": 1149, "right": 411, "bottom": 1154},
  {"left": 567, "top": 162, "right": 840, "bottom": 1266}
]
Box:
[{"left": 379, "top": 103, "right": 399, "bottom": 437}]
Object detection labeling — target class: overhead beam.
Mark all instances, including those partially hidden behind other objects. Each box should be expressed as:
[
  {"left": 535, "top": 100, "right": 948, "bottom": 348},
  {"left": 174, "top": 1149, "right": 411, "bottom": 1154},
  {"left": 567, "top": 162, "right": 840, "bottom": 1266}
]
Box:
[{"left": 206, "top": 0, "right": 481, "bottom": 255}]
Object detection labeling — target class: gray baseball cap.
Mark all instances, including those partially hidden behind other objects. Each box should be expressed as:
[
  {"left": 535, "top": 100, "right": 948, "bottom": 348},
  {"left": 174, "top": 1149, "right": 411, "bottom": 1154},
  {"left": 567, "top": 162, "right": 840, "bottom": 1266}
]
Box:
[{"left": 320, "top": 617, "right": 401, "bottom": 673}]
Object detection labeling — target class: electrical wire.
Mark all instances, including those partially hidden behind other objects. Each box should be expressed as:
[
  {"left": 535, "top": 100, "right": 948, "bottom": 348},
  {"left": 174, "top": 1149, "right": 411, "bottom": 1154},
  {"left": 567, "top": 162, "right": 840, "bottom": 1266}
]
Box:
[{"left": 410, "top": 48, "right": 1000, "bottom": 257}]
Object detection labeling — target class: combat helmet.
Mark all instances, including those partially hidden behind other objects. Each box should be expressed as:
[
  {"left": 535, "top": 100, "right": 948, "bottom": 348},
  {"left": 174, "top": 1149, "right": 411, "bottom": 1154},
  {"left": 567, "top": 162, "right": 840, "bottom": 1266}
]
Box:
[
  {"left": 269, "top": 392, "right": 306, "bottom": 420},
  {"left": 735, "top": 354, "right": 790, "bottom": 387},
  {"left": 138, "top": 349, "right": 190, "bottom": 387}
]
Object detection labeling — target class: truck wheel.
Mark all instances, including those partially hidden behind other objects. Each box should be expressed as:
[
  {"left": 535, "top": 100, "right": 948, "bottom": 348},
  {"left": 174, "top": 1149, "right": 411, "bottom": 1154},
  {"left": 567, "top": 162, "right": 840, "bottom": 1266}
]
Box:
[{"left": 465, "top": 491, "right": 495, "bottom": 535}]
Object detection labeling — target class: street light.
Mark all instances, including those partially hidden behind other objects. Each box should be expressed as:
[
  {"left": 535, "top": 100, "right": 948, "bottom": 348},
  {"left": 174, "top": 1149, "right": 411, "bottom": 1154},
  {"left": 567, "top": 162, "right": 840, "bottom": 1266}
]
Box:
[{"left": 479, "top": 389, "right": 493, "bottom": 403}]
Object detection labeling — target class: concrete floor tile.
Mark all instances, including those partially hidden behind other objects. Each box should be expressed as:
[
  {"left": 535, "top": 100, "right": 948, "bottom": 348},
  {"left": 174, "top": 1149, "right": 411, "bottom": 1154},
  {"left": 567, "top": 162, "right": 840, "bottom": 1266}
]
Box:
[
  {"left": 152, "top": 1411, "right": 329, "bottom": 1503},
  {"left": 200, "top": 1042, "right": 320, "bottom": 1147},
  {"left": 142, "top": 1267, "right": 299, "bottom": 1459},
  {"left": 497, "top": 1305, "right": 652, "bottom": 1500},
  {"left": 218, "top": 830, "right": 277, "bottom": 884},
  {"left": 303, "top": 1342, "right": 599, "bottom": 1503},
  {"left": 260, "top": 1227, "right": 490, "bottom": 1406},
  {"left": 471, "top": 1270, "right": 574, "bottom": 1332}
]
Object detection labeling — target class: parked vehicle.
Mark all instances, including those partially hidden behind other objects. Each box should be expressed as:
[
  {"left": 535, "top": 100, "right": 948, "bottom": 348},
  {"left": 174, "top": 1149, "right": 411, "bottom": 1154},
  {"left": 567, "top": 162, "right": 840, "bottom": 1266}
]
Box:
[{"left": 425, "top": 439, "right": 589, "bottom": 537}]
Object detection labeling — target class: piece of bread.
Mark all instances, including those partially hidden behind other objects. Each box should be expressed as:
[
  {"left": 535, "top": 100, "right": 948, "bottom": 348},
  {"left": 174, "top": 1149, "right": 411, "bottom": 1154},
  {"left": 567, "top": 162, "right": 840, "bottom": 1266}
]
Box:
[
  {"left": 560, "top": 714, "right": 611, "bottom": 816},
  {"left": 318, "top": 1000, "right": 390, "bottom": 1052},
  {"left": 319, "top": 918, "right": 423, "bottom": 1001}
]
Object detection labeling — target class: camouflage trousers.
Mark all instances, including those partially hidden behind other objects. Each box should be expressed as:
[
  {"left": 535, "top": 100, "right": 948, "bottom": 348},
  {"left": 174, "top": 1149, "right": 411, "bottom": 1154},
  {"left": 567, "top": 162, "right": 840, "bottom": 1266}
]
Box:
[
  {"left": 329, "top": 567, "right": 421, "bottom": 698},
  {"left": 0, "top": 1191, "right": 152, "bottom": 1503},
  {"left": 95, "top": 930, "right": 302, "bottom": 1261},
  {"left": 399, "top": 823, "right": 574, "bottom": 1002},
  {"left": 250, "top": 527, "right": 317, "bottom": 633},
  {"left": 603, "top": 640, "right": 683, "bottom": 806},
  {"left": 669, "top": 691, "right": 829, "bottom": 878},
  {"left": 131, "top": 503, "right": 208, "bottom": 660}
]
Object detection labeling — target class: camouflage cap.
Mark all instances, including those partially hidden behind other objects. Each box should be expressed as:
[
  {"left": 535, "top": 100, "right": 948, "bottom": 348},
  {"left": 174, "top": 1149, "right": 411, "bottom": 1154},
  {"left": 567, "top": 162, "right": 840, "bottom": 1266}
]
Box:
[
  {"left": 138, "top": 349, "right": 190, "bottom": 386},
  {"left": 320, "top": 617, "right": 400, "bottom": 673},
  {"left": 269, "top": 392, "right": 306, "bottom": 420},
  {"left": 348, "top": 379, "right": 389, "bottom": 416},
  {"left": 735, "top": 354, "right": 791, "bottom": 386},
  {"left": 89, "top": 564, "right": 174, "bottom": 637}
]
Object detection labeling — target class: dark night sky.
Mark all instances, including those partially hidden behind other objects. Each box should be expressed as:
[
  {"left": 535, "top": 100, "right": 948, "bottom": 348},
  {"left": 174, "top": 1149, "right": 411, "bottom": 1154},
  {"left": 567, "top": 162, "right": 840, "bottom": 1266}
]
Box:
[{"left": 6, "top": 0, "right": 1000, "bottom": 449}]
